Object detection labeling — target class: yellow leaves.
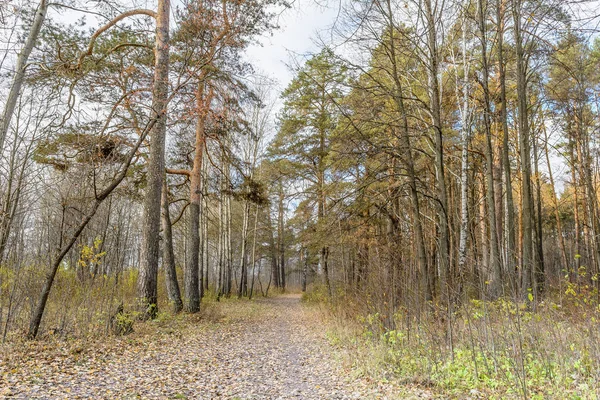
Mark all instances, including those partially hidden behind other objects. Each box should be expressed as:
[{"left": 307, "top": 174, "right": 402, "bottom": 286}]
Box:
[
  {"left": 565, "top": 285, "right": 577, "bottom": 297},
  {"left": 77, "top": 237, "right": 107, "bottom": 269}
]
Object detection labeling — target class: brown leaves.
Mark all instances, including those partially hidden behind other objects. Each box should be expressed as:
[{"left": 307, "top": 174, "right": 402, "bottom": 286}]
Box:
[{"left": 1, "top": 296, "right": 418, "bottom": 399}]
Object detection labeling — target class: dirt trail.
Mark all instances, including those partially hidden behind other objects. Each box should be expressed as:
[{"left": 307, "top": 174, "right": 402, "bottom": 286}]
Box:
[{"left": 1, "top": 294, "right": 420, "bottom": 399}]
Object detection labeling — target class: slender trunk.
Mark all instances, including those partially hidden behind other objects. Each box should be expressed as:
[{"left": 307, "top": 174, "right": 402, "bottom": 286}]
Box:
[
  {"left": 0, "top": 0, "right": 47, "bottom": 154},
  {"left": 278, "top": 185, "right": 286, "bottom": 291},
  {"left": 265, "top": 258, "right": 272, "bottom": 296},
  {"left": 268, "top": 209, "right": 279, "bottom": 288},
  {"left": 184, "top": 82, "right": 208, "bottom": 313},
  {"left": 383, "top": 0, "right": 430, "bottom": 303},
  {"left": 0, "top": 128, "right": 30, "bottom": 264},
  {"left": 248, "top": 204, "right": 259, "bottom": 299},
  {"left": 321, "top": 246, "right": 331, "bottom": 296},
  {"left": 577, "top": 100, "right": 600, "bottom": 289},
  {"left": 424, "top": 0, "right": 450, "bottom": 303},
  {"left": 225, "top": 184, "right": 232, "bottom": 296},
  {"left": 457, "top": 7, "right": 470, "bottom": 298},
  {"left": 92, "top": 198, "right": 112, "bottom": 278},
  {"left": 318, "top": 180, "right": 329, "bottom": 295},
  {"left": 161, "top": 178, "right": 183, "bottom": 313},
  {"left": 497, "top": 0, "right": 516, "bottom": 287},
  {"left": 238, "top": 200, "right": 250, "bottom": 298},
  {"left": 478, "top": 0, "right": 502, "bottom": 298},
  {"left": 532, "top": 126, "right": 545, "bottom": 294},
  {"left": 513, "top": 0, "right": 534, "bottom": 297},
  {"left": 302, "top": 247, "right": 308, "bottom": 292},
  {"left": 458, "top": 132, "right": 469, "bottom": 290},
  {"left": 217, "top": 176, "right": 224, "bottom": 299},
  {"left": 198, "top": 171, "right": 204, "bottom": 299},
  {"left": 202, "top": 154, "right": 209, "bottom": 293},
  {"left": 479, "top": 176, "right": 490, "bottom": 291},
  {"left": 570, "top": 132, "right": 580, "bottom": 283}
]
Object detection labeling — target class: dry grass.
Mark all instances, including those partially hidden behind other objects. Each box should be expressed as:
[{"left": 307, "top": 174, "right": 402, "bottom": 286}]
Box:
[
  {"left": 0, "top": 266, "right": 234, "bottom": 342},
  {"left": 307, "top": 286, "right": 600, "bottom": 399}
]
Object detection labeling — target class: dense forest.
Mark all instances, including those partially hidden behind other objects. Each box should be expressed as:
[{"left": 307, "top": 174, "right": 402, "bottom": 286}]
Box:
[{"left": 2, "top": 0, "right": 600, "bottom": 397}]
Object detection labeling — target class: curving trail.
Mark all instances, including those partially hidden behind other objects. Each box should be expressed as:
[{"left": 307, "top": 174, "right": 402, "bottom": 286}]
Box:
[{"left": 1, "top": 294, "right": 425, "bottom": 399}]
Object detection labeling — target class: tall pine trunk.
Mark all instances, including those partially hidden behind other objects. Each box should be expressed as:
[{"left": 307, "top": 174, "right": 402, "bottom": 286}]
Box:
[
  {"left": 184, "top": 82, "right": 208, "bottom": 313},
  {"left": 138, "top": 0, "right": 170, "bottom": 318}
]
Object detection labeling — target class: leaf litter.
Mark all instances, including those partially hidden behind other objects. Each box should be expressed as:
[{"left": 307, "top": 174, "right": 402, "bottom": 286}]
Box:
[{"left": 0, "top": 294, "right": 431, "bottom": 399}]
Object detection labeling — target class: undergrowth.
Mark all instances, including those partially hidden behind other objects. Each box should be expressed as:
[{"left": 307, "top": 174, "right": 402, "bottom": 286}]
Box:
[
  {"left": 0, "top": 262, "right": 264, "bottom": 342},
  {"left": 305, "top": 284, "right": 600, "bottom": 399}
]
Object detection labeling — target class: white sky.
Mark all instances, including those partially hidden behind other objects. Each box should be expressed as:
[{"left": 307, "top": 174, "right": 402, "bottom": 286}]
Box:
[{"left": 244, "top": 2, "right": 339, "bottom": 94}]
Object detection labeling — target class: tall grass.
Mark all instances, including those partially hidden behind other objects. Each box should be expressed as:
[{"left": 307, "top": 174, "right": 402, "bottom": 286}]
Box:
[
  {"left": 0, "top": 263, "right": 179, "bottom": 341},
  {"left": 308, "top": 284, "right": 600, "bottom": 399}
]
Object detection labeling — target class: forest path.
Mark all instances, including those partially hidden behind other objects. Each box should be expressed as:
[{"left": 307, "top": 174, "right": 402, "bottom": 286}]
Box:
[{"left": 1, "top": 294, "right": 423, "bottom": 399}]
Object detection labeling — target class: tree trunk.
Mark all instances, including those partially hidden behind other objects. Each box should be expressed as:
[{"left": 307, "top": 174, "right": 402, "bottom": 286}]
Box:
[
  {"left": 137, "top": 0, "right": 170, "bottom": 318},
  {"left": 202, "top": 154, "right": 210, "bottom": 293},
  {"left": 277, "top": 185, "right": 286, "bottom": 290},
  {"left": 248, "top": 204, "right": 259, "bottom": 299},
  {"left": 570, "top": 132, "right": 581, "bottom": 284},
  {"left": 268, "top": 209, "right": 280, "bottom": 288},
  {"left": 479, "top": 175, "right": 490, "bottom": 293},
  {"left": 513, "top": 0, "right": 534, "bottom": 297},
  {"left": 161, "top": 178, "right": 183, "bottom": 313},
  {"left": 184, "top": 82, "right": 208, "bottom": 313},
  {"left": 321, "top": 246, "right": 331, "bottom": 296},
  {"left": 456, "top": 7, "right": 470, "bottom": 298},
  {"left": 225, "top": 183, "right": 233, "bottom": 296},
  {"left": 238, "top": 200, "right": 250, "bottom": 298},
  {"left": 0, "top": 0, "right": 47, "bottom": 154},
  {"left": 382, "top": 0, "right": 430, "bottom": 304},
  {"left": 497, "top": 0, "right": 516, "bottom": 287},
  {"left": 478, "top": 0, "right": 502, "bottom": 298},
  {"left": 0, "top": 126, "right": 31, "bottom": 264},
  {"left": 424, "top": 0, "right": 450, "bottom": 303},
  {"left": 302, "top": 247, "right": 308, "bottom": 292},
  {"left": 532, "top": 126, "right": 545, "bottom": 294}
]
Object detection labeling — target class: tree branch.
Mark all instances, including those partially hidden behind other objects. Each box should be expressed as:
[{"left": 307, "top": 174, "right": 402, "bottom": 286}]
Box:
[
  {"left": 166, "top": 167, "right": 191, "bottom": 176},
  {"left": 76, "top": 9, "right": 157, "bottom": 69}
]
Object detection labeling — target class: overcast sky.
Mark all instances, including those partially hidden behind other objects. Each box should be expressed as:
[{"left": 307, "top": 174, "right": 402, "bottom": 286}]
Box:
[{"left": 244, "top": 2, "right": 338, "bottom": 93}]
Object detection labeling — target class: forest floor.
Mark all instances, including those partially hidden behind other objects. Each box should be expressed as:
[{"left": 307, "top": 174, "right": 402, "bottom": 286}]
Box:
[{"left": 0, "top": 294, "right": 431, "bottom": 399}]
